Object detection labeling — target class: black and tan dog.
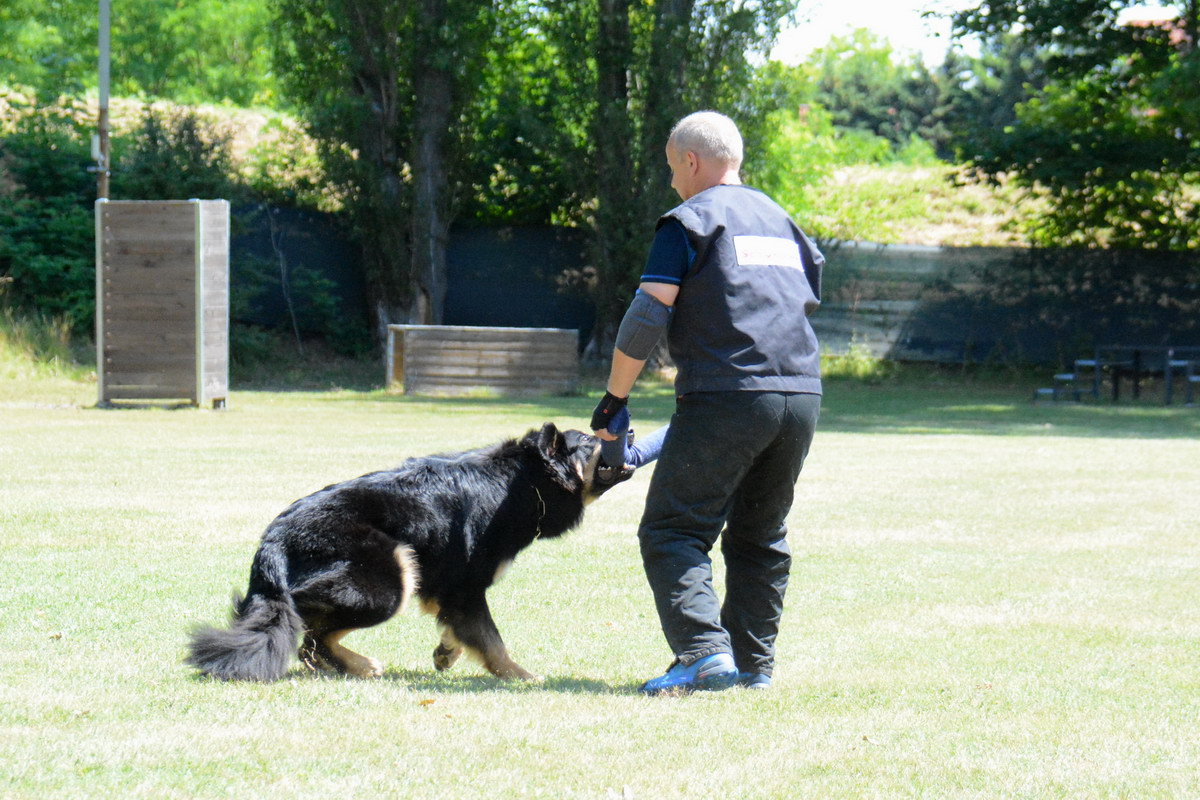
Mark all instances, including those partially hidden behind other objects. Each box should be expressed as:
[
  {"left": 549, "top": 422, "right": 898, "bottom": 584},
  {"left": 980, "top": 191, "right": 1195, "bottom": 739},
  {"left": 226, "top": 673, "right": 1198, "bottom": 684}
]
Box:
[{"left": 186, "top": 423, "right": 629, "bottom": 682}]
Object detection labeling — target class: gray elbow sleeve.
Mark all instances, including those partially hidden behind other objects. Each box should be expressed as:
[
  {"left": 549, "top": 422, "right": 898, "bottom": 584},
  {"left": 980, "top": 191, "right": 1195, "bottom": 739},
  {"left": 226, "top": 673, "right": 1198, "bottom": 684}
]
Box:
[{"left": 615, "top": 290, "right": 672, "bottom": 360}]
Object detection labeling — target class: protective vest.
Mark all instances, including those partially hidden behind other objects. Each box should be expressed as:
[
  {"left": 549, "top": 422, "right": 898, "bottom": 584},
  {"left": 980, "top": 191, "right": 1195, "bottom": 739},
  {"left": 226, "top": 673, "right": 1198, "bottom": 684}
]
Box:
[{"left": 661, "top": 184, "right": 823, "bottom": 396}]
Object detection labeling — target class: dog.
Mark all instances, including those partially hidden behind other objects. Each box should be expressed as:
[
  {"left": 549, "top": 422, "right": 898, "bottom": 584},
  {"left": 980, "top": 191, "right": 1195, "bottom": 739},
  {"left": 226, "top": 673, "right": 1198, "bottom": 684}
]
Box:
[{"left": 186, "top": 423, "right": 631, "bottom": 682}]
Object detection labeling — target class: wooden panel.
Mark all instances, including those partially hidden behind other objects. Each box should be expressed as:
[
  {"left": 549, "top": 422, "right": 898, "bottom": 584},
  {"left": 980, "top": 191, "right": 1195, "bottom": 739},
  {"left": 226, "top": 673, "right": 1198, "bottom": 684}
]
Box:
[
  {"left": 386, "top": 325, "right": 578, "bottom": 396},
  {"left": 100, "top": 384, "right": 196, "bottom": 401},
  {"left": 102, "top": 331, "right": 196, "bottom": 351},
  {"left": 97, "top": 200, "right": 229, "bottom": 405},
  {"left": 105, "top": 370, "right": 194, "bottom": 387}
]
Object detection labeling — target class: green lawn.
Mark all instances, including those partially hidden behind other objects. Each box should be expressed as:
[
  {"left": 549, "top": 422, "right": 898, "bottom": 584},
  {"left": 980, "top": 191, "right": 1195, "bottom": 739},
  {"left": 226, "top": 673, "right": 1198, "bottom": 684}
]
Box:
[{"left": 2, "top": 369, "right": 1198, "bottom": 798}]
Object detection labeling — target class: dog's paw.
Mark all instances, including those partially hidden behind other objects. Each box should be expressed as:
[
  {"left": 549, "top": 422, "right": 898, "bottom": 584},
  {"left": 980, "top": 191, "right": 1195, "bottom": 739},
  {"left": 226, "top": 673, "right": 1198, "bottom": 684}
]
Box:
[
  {"left": 496, "top": 664, "right": 541, "bottom": 682},
  {"left": 347, "top": 656, "right": 384, "bottom": 679},
  {"left": 433, "top": 643, "right": 463, "bottom": 671}
]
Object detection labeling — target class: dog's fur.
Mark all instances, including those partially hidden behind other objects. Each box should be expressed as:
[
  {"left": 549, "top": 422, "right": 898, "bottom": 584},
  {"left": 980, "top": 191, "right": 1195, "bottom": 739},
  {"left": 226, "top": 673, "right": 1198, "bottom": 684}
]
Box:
[{"left": 186, "top": 423, "right": 622, "bottom": 682}]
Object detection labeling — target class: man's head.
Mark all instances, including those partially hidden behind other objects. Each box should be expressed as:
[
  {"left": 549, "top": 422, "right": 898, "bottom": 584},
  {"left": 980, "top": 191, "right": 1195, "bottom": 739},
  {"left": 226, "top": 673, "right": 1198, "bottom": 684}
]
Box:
[{"left": 665, "top": 111, "right": 743, "bottom": 200}]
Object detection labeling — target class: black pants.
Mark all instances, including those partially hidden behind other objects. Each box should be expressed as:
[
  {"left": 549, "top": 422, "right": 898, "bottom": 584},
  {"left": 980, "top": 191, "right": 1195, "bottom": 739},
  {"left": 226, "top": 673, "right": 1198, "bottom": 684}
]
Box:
[{"left": 638, "top": 391, "right": 820, "bottom": 675}]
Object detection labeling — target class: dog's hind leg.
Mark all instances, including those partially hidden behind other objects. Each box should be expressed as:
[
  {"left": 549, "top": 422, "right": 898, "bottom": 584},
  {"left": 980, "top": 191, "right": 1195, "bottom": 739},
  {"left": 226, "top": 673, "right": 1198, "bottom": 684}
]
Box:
[
  {"left": 300, "top": 629, "right": 384, "bottom": 679},
  {"left": 292, "top": 539, "right": 418, "bottom": 679},
  {"left": 437, "top": 594, "right": 539, "bottom": 681}
]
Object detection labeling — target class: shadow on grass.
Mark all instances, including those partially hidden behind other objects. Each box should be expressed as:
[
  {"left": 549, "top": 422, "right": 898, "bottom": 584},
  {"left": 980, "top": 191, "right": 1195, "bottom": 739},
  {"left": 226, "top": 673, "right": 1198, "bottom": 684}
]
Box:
[{"left": 376, "top": 667, "right": 632, "bottom": 695}]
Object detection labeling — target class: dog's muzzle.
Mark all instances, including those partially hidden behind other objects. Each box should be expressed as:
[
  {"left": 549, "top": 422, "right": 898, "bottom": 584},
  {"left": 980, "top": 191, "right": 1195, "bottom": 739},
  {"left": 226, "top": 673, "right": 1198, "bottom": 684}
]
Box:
[{"left": 594, "top": 463, "right": 635, "bottom": 489}]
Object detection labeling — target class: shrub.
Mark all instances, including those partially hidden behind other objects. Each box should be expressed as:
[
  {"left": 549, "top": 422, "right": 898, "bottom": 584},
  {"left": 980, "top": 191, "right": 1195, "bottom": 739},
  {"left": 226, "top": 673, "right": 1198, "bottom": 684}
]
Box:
[{"left": 0, "top": 102, "right": 95, "bottom": 332}]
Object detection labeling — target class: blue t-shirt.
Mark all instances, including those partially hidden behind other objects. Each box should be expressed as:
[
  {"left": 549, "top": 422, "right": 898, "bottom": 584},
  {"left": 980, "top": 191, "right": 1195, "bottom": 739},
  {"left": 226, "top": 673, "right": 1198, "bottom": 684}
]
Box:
[{"left": 639, "top": 219, "right": 694, "bottom": 286}]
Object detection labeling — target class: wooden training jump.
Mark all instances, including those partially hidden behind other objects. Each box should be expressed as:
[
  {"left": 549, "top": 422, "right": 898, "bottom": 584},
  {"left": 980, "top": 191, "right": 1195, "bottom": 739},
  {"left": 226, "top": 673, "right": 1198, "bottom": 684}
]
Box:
[
  {"left": 95, "top": 199, "right": 229, "bottom": 408},
  {"left": 387, "top": 325, "right": 579, "bottom": 396}
]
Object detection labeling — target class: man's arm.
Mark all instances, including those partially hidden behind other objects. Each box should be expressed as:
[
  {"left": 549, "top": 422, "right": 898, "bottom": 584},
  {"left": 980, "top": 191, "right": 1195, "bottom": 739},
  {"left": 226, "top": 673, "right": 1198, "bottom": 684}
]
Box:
[
  {"left": 594, "top": 281, "right": 680, "bottom": 440},
  {"left": 604, "top": 281, "right": 679, "bottom": 398}
]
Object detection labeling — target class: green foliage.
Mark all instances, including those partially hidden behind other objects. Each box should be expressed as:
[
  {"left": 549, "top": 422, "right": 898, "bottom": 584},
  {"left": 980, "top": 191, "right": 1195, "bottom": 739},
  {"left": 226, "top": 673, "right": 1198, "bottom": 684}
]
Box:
[
  {"left": 753, "top": 103, "right": 951, "bottom": 241},
  {"left": 0, "top": 100, "right": 95, "bottom": 331},
  {"left": 820, "top": 342, "right": 898, "bottom": 383},
  {"left": 111, "top": 107, "right": 247, "bottom": 202},
  {"left": 270, "top": 0, "right": 499, "bottom": 326},
  {"left": 519, "top": 0, "right": 797, "bottom": 346},
  {"left": 0, "top": 0, "right": 92, "bottom": 98},
  {"left": 950, "top": 1, "right": 1200, "bottom": 249},
  {"left": 113, "top": 0, "right": 280, "bottom": 106},
  {"left": 0, "top": 97, "right": 363, "bottom": 353},
  {"left": 759, "top": 30, "right": 953, "bottom": 158},
  {"left": 752, "top": 106, "right": 843, "bottom": 223},
  {"left": 0, "top": 303, "right": 84, "bottom": 381},
  {"left": 938, "top": 34, "right": 1051, "bottom": 164},
  {"left": 0, "top": 0, "right": 281, "bottom": 106},
  {"left": 243, "top": 117, "right": 335, "bottom": 211}
]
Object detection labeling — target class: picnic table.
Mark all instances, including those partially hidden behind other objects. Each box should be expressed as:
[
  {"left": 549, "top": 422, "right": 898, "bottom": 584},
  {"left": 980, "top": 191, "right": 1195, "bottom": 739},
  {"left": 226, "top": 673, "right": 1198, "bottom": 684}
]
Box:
[{"left": 1093, "top": 345, "right": 1200, "bottom": 403}]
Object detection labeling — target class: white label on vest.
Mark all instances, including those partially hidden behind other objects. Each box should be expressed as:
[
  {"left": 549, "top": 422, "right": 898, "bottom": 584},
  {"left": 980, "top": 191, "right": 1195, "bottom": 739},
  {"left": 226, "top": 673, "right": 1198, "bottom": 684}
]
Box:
[{"left": 733, "top": 235, "right": 804, "bottom": 270}]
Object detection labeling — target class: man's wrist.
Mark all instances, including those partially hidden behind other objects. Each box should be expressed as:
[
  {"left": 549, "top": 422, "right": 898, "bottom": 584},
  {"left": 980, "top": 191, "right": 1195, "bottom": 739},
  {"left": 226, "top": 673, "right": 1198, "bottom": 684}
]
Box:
[{"left": 590, "top": 391, "right": 628, "bottom": 432}]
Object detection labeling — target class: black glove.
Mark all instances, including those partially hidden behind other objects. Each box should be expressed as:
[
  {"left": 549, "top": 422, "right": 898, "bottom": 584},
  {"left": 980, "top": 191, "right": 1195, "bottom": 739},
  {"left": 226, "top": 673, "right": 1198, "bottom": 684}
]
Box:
[{"left": 590, "top": 391, "right": 628, "bottom": 432}]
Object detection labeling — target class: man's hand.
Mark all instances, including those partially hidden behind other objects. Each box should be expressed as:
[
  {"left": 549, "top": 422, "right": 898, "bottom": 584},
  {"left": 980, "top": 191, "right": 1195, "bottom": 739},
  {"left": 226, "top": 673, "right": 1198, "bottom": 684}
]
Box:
[{"left": 590, "top": 391, "right": 627, "bottom": 439}]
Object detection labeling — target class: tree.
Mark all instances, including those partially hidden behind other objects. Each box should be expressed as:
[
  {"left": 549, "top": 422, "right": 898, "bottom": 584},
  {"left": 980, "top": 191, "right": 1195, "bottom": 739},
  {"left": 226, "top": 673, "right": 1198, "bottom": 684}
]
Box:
[
  {"left": 937, "top": 33, "right": 1050, "bottom": 163},
  {"left": 805, "top": 29, "right": 950, "bottom": 153},
  {"left": 950, "top": 0, "right": 1200, "bottom": 249},
  {"left": 530, "top": 0, "right": 794, "bottom": 352},
  {"left": 0, "top": 0, "right": 92, "bottom": 98},
  {"left": 271, "top": 0, "right": 496, "bottom": 334}
]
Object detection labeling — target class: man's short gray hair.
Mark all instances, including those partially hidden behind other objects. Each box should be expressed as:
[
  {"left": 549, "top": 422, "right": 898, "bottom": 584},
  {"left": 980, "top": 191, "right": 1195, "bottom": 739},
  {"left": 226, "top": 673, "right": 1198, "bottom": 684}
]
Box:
[{"left": 668, "top": 111, "right": 743, "bottom": 170}]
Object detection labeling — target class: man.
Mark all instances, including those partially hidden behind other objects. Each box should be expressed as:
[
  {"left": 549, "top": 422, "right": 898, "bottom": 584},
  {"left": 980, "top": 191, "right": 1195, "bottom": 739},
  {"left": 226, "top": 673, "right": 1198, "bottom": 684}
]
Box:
[{"left": 591, "top": 111, "right": 823, "bottom": 695}]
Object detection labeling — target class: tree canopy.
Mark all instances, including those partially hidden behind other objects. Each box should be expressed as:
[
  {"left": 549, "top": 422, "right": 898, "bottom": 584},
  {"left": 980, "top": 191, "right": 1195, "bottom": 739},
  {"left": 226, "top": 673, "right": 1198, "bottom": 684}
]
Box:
[
  {"left": 0, "top": 0, "right": 279, "bottom": 105},
  {"left": 950, "top": 0, "right": 1200, "bottom": 248}
]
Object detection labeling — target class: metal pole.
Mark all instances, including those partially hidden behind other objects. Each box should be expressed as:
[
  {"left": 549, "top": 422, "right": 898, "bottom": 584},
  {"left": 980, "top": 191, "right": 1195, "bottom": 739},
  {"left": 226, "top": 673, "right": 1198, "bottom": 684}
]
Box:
[{"left": 97, "top": 0, "right": 111, "bottom": 199}]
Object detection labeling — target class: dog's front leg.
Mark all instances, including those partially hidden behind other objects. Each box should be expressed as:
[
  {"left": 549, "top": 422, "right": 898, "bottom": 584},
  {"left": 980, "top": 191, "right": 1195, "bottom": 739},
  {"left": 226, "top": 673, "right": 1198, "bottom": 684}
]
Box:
[
  {"left": 437, "top": 594, "right": 539, "bottom": 681},
  {"left": 432, "top": 627, "right": 463, "bottom": 671}
]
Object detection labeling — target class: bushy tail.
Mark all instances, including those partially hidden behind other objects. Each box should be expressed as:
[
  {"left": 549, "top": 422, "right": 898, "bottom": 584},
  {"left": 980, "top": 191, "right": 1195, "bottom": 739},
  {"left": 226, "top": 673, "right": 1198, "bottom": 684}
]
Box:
[
  {"left": 186, "top": 591, "right": 302, "bottom": 681},
  {"left": 187, "top": 541, "right": 302, "bottom": 681}
]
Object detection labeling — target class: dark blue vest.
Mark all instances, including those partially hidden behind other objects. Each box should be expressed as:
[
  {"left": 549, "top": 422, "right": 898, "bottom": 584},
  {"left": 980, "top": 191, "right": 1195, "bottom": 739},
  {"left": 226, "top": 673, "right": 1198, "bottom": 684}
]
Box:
[{"left": 661, "top": 184, "right": 823, "bottom": 395}]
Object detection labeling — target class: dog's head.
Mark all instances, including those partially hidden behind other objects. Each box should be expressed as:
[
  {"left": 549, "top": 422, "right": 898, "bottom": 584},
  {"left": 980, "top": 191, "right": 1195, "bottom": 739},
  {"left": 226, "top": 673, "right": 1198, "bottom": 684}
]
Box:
[{"left": 527, "top": 422, "right": 633, "bottom": 504}]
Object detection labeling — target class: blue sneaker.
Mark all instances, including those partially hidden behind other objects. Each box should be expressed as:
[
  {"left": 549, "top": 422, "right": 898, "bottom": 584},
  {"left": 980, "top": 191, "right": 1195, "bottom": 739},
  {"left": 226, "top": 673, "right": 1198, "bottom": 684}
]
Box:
[
  {"left": 639, "top": 653, "right": 738, "bottom": 695},
  {"left": 738, "top": 672, "right": 772, "bottom": 690}
]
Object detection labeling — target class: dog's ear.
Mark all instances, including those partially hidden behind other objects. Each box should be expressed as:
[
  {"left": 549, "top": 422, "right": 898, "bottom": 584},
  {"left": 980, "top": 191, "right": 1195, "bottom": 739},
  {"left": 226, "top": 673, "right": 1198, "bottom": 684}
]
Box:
[
  {"left": 535, "top": 422, "right": 565, "bottom": 458},
  {"left": 525, "top": 423, "right": 578, "bottom": 491}
]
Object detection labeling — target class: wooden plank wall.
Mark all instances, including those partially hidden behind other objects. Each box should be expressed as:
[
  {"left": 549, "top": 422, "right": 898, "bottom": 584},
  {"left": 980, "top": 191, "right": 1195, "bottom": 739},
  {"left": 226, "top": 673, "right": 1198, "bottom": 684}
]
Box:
[
  {"left": 96, "top": 200, "right": 229, "bottom": 406},
  {"left": 387, "top": 325, "right": 579, "bottom": 395},
  {"left": 816, "top": 241, "right": 1016, "bottom": 360}
]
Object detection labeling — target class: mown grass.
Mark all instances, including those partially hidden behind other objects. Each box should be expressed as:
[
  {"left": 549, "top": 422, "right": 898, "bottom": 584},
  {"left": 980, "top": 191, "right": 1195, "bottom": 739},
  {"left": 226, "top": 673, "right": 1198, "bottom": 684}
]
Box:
[{"left": 2, "top": 347, "right": 1199, "bottom": 798}]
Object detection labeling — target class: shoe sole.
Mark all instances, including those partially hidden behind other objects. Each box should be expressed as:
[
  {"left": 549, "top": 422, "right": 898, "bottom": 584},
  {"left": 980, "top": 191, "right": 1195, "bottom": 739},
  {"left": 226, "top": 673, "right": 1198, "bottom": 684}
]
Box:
[{"left": 640, "top": 669, "right": 738, "bottom": 696}]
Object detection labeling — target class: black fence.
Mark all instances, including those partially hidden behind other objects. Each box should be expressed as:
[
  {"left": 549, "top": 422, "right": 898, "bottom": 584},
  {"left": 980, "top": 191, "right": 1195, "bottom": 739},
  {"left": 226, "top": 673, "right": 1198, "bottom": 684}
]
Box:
[
  {"left": 819, "top": 241, "right": 1200, "bottom": 366},
  {"left": 227, "top": 213, "right": 1200, "bottom": 368}
]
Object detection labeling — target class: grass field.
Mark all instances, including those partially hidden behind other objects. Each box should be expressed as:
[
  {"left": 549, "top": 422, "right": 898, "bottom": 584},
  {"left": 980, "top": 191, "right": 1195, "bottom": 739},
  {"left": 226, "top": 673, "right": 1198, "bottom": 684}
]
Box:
[{"left": 2, "top": 363, "right": 1198, "bottom": 799}]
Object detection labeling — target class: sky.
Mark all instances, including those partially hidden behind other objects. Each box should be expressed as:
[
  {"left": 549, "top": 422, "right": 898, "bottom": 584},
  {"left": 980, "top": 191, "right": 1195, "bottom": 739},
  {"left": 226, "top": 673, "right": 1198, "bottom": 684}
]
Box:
[{"left": 770, "top": 1, "right": 1185, "bottom": 66}]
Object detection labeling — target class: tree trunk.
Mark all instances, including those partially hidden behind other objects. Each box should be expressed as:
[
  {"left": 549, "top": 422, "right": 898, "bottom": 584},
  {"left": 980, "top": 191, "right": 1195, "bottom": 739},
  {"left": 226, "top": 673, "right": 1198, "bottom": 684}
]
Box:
[
  {"left": 588, "top": 0, "right": 639, "bottom": 355},
  {"left": 408, "top": 0, "right": 454, "bottom": 324},
  {"left": 343, "top": 0, "right": 411, "bottom": 341}
]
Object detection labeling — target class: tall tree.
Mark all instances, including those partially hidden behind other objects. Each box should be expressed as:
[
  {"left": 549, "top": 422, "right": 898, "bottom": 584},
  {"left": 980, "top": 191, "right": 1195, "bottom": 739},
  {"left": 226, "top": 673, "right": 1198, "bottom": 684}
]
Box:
[
  {"left": 950, "top": 0, "right": 1200, "bottom": 248},
  {"left": 272, "top": 0, "right": 495, "bottom": 334},
  {"left": 533, "top": 0, "right": 793, "bottom": 352}
]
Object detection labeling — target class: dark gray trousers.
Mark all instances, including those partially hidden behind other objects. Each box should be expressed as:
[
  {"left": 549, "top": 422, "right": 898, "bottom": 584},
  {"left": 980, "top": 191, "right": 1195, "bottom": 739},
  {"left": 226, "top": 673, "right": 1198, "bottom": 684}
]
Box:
[{"left": 638, "top": 391, "right": 820, "bottom": 675}]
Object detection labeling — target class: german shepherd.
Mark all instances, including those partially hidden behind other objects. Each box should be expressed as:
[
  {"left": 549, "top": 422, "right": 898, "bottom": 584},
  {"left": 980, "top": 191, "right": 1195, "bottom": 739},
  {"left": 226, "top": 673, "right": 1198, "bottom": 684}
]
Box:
[{"left": 186, "top": 423, "right": 629, "bottom": 682}]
